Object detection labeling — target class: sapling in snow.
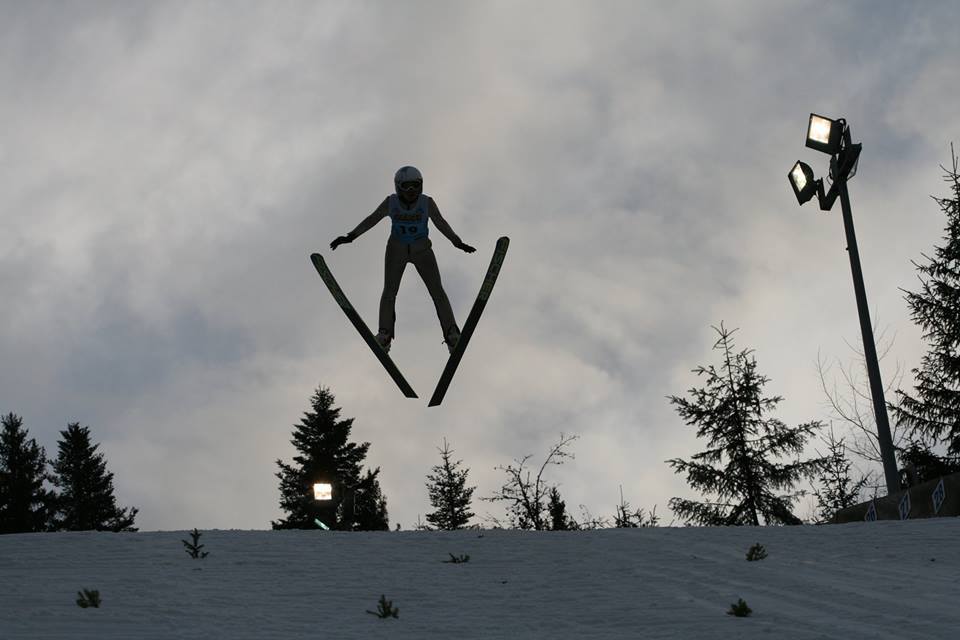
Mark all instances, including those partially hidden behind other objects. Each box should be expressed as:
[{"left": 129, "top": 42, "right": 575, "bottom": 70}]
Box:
[
  {"left": 727, "top": 598, "right": 752, "bottom": 617},
  {"left": 366, "top": 594, "right": 399, "bottom": 618},
  {"left": 443, "top": 553, "right": 470, "bottom": 563},
  {"left": 746, "top": 543, "right": 767, "bottom": 561},
  {"left": 182, "top": 528, "right": 209, "bottom": 559},
  {"left": 76, "top": 589, "right": 101, "bottom": 608}
]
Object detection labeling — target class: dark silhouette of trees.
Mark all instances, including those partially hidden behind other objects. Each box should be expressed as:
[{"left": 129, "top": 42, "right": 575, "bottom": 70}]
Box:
[
  {"left": 49, "top": 423, "right": 138, "bottom": 532},
  {"left": 613, "top": 486, "right": 660, "bottom": 528},
  {"left": 666, "top": 324, "right": 826, "bottom": 526},
  {"left": 897, "top": 440, "right": 960, "bottom": 486},
  {"left": 893, "top": 145, "right": 960, "bottom": 469},
  {"left": 483, "top": 433, "right": 578, "bottom": 530},
  {"left": 0, "top": 413, "right": 55, "bottom": 534},
  {"left": 547, "top": 486, "right": 576, "bottom": 530},
  {"left": 352, "top": 468, "right": 389, "bottom": 531},
  {"left": 424, "top": 438, "right": 475, "bottom": 530},
  {"left": 273, "top": 385, "right": 388, "bottom": 530},
  {"left": 808, "top": 426, "right": 870, "bottom": 523}
]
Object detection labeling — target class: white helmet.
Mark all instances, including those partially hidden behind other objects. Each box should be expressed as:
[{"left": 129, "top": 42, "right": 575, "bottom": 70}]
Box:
[{"left": 394, "top": 166, "right": 423, "bottom": 196}]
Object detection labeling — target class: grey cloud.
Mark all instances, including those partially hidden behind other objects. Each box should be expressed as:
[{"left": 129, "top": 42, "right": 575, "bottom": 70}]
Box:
[{"left": 2, "top": 1, "right": 958, "bottom": 529}]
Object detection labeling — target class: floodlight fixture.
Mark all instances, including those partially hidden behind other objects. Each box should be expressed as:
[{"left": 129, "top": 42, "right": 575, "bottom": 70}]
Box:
[
  {"left": 805, "top": 113, "right": 843, "bottom": 155},
  {"left": 785, "top": 111, "right": 899, "bottom": 496},
  {"left": 313, "top": 483, "right": 333, "bottom": 501},
  {"left": 788, "top": 160, "right": 819, "bottom": 205}
]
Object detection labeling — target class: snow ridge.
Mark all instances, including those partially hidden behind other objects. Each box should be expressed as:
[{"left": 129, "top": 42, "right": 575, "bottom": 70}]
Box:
[{"left": 1, "top": 519, "right": 957, "bottom": 639}]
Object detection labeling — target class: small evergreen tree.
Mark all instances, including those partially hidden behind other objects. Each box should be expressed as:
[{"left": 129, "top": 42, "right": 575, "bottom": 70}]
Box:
[
  {"left": 893, "top": 145, "right": 960, "bottom": 460},
  {"left": 547, "top": 486, "right": 576, "bottom": 530},
  {"left": 809, "top": 426, "right": 869, "bottom": 523},
  {"left": 0, "top": 413, "right": 55, "bottom": 534},
  {"left": 273, "top": 385, "right": 388, "bottom": 530},
  {"left": 182, "top": 528, "right": 209, "bottom": 559},
  {"left": 350, "top": 468, "right": 389, "bottom": 531},
  {"left": 613, "top": 486, "right": 659, "bottom": 528},
  {"left": 666, "top": 324, "right": 826, "bottom": 526},
  {"left": 76, "top": 589, "right": 102, "bottom": 608},
  {"left": 49, "top": 423, "right": 138, "bottom": 532},
  {"left": 425, "top": 438, "right": 476, "bottom": 530}
]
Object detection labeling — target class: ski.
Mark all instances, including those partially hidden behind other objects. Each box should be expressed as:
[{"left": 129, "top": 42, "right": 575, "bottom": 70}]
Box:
[
  {"left": 428, "top": 236, "right": 510, "bottom": 407},
  {"left": 310, "top": 253, "right": 418, "bottom": 399}
]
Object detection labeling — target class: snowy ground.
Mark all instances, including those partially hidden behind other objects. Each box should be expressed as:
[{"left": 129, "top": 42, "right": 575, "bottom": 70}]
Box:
[{"left": 1, "top": 519, "right": 957, "bottom": 639}]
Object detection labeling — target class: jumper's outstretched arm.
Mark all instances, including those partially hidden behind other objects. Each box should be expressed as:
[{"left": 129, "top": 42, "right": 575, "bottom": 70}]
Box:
[
  {"left": 347, "top": 197, "right": 389, "bottom": 240},
  {"left": 429, "top": 198, "right": 475, "bottom": 252},
  {"left": 330, "top": 197, "right": 389, "bottom": 250}
]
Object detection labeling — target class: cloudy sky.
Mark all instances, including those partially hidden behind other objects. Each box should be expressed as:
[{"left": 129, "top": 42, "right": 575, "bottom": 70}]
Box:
[{"left": 2, "top": 1, "right": 958, "bottom": 530}]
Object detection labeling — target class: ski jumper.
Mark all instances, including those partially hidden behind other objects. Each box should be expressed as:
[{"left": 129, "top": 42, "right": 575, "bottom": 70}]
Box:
[{"left": 347, "top": 194, "right": 461, "bottom": 340}]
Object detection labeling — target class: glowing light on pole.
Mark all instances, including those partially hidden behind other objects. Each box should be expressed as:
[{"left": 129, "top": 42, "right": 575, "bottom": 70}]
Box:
[
  {"left": 313, "top": 483, "right": 333, "bottom": 501},
  {"left": 788, "top": 113, "right": 900, "bottom": 497},
  {"left": 805, "top": 113, "right": 842, "bottom": 155},
  {"left": 313, "top": 482, "right": 333, "bottom": 529},
  {"left": 788, "top": 161, "right": 819, "bottom": 205}
]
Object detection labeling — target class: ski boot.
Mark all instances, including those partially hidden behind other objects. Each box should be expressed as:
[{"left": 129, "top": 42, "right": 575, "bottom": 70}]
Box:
[
  {"left": 375, "top": 329, "right": 392, "bottom": 354},
  {"left": 444, "top": 326, "right": 461, "bottom": 355}
]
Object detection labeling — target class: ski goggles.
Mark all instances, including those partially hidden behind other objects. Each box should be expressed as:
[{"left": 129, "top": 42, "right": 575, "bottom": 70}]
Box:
[{"left": 398, "top": 180, "right": 422, "bottom": 193}]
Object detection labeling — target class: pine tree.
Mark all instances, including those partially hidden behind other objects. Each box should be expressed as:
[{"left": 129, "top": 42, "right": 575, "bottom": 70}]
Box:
[
  {"left": 49, "top": 423, "right": 138, "bottom": 532},
  {"left": 547, "top": 486, "right": 576, "bottom": 530},
  {"left": 424, "top": 438, "right": 476, "bottom": 530},
  {"left": 809, "top": 426, "right": 870, "bottom": 523},
  {"left": 350, "top": 468, "right": 389, "bottom": 531},
  {"left": 893, "top": 145, "right": 960, "bottom": 460},
  {"left": 897, "top": 439, "right": 960, "bottom": 484},
  {"left": 666, "top": 325, "right": 826, "bottom": 526},
  {"left": 0, "top": 413, "right": 55, "bottom": 534},
  {"left": 273, "top": 385, "right": 388, "bottom": 530}
]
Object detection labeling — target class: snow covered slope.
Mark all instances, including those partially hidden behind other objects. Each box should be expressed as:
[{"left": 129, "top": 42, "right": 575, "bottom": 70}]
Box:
[{"left": 1, "top": 519, "right": 957, "bottom": 639}]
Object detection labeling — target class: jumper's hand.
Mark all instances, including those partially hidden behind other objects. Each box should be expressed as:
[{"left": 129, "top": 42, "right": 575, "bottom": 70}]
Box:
[
  {"left": 456, "top": 241, "right": 476, "bottom": 253},
  {"left": 330, "top": 235, "right": 353, "bottom": 251}
]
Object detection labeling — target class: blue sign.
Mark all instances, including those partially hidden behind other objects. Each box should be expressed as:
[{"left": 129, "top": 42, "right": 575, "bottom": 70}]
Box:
[
  {"left": 932, "top": 478, "right": 946, "bottom": 515},
  {"left": 865, "top": 501, "right": 877, "bottom": 522},
  {"left": 899, "top": 492, "right": 911, "bottom": 520}
]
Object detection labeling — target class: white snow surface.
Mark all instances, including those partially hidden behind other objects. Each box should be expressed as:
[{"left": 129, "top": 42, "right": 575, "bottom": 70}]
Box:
[{"left": 1, "top": 519, "right": 958, "bottom": 639}]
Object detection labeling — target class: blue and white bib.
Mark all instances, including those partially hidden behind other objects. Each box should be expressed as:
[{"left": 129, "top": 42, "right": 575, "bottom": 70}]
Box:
[{"left": 388, "top": 194, "right": 429, "bottom": 245}]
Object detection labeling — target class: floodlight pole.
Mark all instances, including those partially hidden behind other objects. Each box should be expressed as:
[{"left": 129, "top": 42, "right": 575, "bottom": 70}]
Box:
[{"left": 820, "top": 140, "right": 900, "bottom": 496}]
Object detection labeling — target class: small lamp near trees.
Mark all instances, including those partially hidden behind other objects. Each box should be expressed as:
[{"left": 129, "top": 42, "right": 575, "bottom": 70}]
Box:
[
  {"left": 313, "top": 482, "right": 333, "bottom": 501},
  {"left": 313, "top": 481, "right": 334, "bottom": 530}
]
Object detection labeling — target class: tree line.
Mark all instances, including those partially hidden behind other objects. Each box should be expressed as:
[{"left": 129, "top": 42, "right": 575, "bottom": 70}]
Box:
[
  {"left": 270, "top": 385, "right": 661, "bottom": 531},
  {"left": 0, "top": 415, "right": 138, "bottom": 534},
  {"left": 271, "top": 146, "right": 960, "bottom": 530},
  {"left": 5, "top": 148, "right": 960, "bottom": 533}
]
